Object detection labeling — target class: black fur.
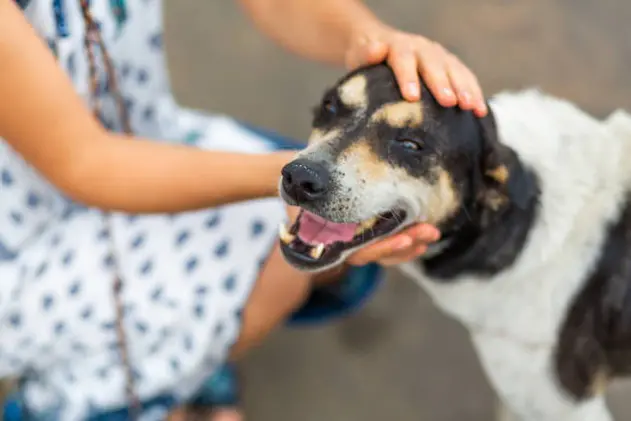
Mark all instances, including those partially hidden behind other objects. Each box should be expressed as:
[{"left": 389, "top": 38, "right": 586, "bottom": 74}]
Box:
[
  {"left": 555, "top": 193, "right": 631, "bottom": 400},
  {"left": 308, "top": 63, "right": 542, "bottom": 279},
  {"left": 301, "top": 62, "right": 631, "bottom": 406},
  {"left": 420, "top": 105, "right": 541, "bottom": 281}
]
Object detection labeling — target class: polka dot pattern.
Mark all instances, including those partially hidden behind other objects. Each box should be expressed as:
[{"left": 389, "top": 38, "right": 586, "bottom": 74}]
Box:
[{"left": 1, "top": 1, "right": 294, "bottom": 419}]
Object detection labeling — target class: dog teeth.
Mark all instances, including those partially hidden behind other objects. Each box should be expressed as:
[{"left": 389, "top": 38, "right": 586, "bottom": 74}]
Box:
[
  {"left": 310, "top": 243, "right": 325, "bottom": 259},
  {"left": 279, "top": 223, "right": 295, "bottom": 244}
]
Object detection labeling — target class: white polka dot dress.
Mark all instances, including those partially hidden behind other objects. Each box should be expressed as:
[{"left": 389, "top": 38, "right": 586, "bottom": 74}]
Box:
[{"left": 1, "top": 1, "right": 288, "bottom": 419}]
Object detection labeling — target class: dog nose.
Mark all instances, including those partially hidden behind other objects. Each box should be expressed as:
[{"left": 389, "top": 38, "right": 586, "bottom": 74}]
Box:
[{"left": 281, "top": 159, "right": 330, "bottom": 202}]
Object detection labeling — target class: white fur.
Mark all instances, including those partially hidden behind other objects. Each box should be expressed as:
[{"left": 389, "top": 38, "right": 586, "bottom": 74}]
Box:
[{"left": 399, "top": 90, "right": 631, "bottom": 421}]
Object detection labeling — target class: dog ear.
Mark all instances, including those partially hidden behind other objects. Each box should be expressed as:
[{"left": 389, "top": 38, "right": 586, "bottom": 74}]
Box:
[{"left": 477, "top": 107, "right": 538, "bottom": 212}]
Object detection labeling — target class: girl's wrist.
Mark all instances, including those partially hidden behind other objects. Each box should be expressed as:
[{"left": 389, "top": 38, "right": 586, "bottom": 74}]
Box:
[{"left": 261, "top": 150, "right": 297, "bottom": 198}]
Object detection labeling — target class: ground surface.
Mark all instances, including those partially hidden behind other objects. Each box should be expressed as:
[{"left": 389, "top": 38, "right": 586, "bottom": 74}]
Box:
[{"left": 165, "top": 1, "right": 631, "bottom": 419}]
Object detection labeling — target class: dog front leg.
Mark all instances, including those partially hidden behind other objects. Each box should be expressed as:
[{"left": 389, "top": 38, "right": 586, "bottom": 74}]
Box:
[{"left": 471, "top": 333, "right": 614, "bottom": 421}]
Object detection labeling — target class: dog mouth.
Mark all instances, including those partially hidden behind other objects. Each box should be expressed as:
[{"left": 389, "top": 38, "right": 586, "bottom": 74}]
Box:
[{"left": 279, "top": 208, "right": 407, "bottom": 270}]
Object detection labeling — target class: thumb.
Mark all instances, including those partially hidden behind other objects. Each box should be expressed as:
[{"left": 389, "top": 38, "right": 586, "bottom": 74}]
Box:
[{"left": 345, "top": 37, "right": 389, "bottom": 70}]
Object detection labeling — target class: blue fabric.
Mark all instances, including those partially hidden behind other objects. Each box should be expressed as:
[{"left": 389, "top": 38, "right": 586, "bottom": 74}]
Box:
[{"left": 187, "top": 363, "right": 239, "bottom": 408}]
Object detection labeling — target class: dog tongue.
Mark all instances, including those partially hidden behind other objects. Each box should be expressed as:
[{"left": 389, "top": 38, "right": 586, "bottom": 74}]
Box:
[{"left": 297, "top": 211, "right": 358, "bottom": 245}]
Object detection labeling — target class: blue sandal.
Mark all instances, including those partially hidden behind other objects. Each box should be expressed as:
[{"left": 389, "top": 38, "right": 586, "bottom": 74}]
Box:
[
  {"left": 188, "top": 363, "right": 240, "bottom": 411},
  {"left": 3, "top": 392, "right": 23, "bottom": 421},
  {"left": 288, "top": 263, "right": 384, "bottom": 326}
]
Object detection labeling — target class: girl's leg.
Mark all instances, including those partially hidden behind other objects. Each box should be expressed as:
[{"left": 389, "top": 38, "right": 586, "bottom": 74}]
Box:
[
  {"left": 167, "top": 244, "right": 313, "bottom": 421},
  {"left": 230, "top": 243, "right": 311, "bottom": 359}
]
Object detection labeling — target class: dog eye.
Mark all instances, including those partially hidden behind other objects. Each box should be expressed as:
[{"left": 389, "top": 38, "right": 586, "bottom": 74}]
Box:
[
  {"left": 323, "top": 99, "right": 338, "bottom": 116},
  {"left": 396, "top": 138, "right": 423, "bottom": 151}
]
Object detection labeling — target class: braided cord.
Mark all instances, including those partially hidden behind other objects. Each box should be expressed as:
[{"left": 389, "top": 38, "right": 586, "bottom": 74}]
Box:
[{"left": 77, "top": 2, "right": 139, "bottom": 419}]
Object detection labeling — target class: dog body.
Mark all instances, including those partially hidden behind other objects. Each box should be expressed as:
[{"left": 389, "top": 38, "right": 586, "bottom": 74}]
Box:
[
  {"left": 278, "top": 64, "right": 631, "bottom": 420},
  {"left": 400, "top": 92, "right": 631, "bottom": 421}
]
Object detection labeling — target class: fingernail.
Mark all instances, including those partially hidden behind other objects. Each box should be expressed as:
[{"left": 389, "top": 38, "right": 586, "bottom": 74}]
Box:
[
  {"left": 442, "top": 87, "right": 455, "bottom": 98},
  {"left": 407, "top": 82, "right": 420, "bottom": 99}
]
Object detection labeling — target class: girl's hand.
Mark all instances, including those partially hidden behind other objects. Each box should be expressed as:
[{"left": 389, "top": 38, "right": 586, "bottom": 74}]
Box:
[
  {"left": 345, "top": 25, "right": 488, "bottom": 117},
  {"left": 346, "top": 223, "right": 440, "bottom": 267},
  {"left": 341, "top": 25, "right": 479, "bottom": 264}
]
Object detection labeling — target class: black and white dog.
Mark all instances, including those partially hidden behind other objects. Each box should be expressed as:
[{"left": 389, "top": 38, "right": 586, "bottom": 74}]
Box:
[{"left": 277, "top": 63, "right": 631, "bottom": 421}]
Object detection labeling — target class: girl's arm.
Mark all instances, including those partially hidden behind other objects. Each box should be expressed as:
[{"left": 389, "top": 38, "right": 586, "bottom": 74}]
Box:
[
  {"left": 0, "top": 0, "right": 293, "bottom": 213},
  {"left": 238, "top": 0, "right": 382, "bottom": 67},
  {"left": 238, "top": 0, "right": 487, "bottom": 116}
]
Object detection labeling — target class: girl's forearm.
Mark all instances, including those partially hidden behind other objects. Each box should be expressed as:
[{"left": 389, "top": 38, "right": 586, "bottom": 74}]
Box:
[
  {"left": 238, "top": 0, "right": 386, "bottom": 66},
  {"left": 0, "top": 0, "right": 293, "bottom": 214},
  {"left": 64, "top": 133, "right": 294, "bottom": 213}
]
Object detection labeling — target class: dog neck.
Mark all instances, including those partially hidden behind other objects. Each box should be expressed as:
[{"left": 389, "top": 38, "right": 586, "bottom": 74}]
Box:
[{"left": 418, "top": 167, "right": 540, "bottom": 282}]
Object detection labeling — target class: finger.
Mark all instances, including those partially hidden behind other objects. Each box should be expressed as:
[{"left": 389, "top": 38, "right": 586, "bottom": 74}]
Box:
[
  {"left": 416, "top": 43, "right": 457, "bottom": 107},
  {"left": 446, "top": 54, "right": 487, "bottom": 116},
  {"left": 346, "top": 223, "right": 440, "bottom": 266},
  {"left": 388, "top": 46, "right": 422, "bottom": 102},
  {"left": 473, "top": 101, "right": 489, "bottom": 118},
  {"left": 347, "top": 234, "right": 414, "bottom": 266},
  {"left": 401, "top": 223, "right": 441, "bottom": 243},
  {"left": 345, "top": 36, "right": 388, "bottom": 70},
  {"left": 378, "top": 244, "right": 429, "bottom": 267},
  {"left": 467, "top": 74, "right": 488, "bottom": 117},
  {"left": 456, "top": 60, "right": 486, "bottom": 115},
  {"left": 348, "top": 223, "right": 439, "bottom": 265}
]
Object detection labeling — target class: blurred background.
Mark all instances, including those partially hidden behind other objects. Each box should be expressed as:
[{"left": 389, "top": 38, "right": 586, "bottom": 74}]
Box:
[{"left": 164, "top": 1, "right": 631, "bottom": 420}]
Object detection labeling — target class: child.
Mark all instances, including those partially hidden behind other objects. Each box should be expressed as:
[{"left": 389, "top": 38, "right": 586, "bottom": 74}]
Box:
[{"left": 0, "top": 0, "right": 487, "bottom": 420}]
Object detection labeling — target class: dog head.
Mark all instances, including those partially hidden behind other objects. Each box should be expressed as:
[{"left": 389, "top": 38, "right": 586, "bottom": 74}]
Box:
[{"left": 278, "top": 63, "right": 537, "bottom": 272}]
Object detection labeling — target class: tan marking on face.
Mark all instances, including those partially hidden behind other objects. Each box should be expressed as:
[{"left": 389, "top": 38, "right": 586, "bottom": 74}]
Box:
[
  {"left": 339, "top": 142, "right": 459, "bottom": 224},
  {"left": 338, "top": 75, "right": 368, "bottom": 109},
  {"left": 486, "top": 165, "right": 509, "bottom": 184},
  {"left": 371, "top": 101, "right": 424, "bottom": 128},
  {"left": 308, "top": 128, "right": 340, "bottom": 145},
  {"left": 421, "top": 168, "right": 460, "bottom": 224},
  {"left": 339, "top": 140, "right": 388, "bottom": 181},
  {"left": 385, "top": 166, "right": 459, "bottom": 224}
]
